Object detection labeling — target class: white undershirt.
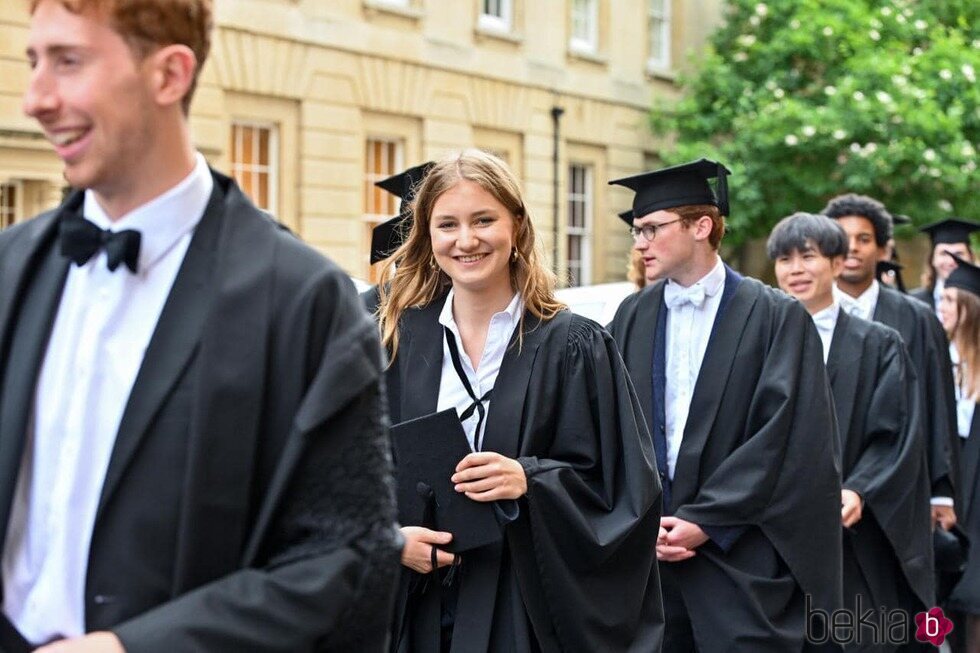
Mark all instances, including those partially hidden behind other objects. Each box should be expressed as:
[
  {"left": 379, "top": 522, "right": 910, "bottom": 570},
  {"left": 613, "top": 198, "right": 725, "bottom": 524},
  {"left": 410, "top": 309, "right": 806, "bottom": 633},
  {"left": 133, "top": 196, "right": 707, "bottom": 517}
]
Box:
[
  {"left": 1, "top": 153, "right": 212, "bottom": 643},
  {"left": 664, "top": 256, "right": 726, "bottom": 480},
  {"left": 436, "top": 290, "right": 522, "bottom": 451},
  {"left": 810, "top": 302, "right": 840, "bottom": 364}
]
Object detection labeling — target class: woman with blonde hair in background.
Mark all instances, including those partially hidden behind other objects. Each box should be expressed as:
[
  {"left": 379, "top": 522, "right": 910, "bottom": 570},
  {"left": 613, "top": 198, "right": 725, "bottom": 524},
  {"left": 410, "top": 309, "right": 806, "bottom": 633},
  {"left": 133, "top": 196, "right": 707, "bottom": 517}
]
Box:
[
  {"left": 378, "top": 149, "right": 662, "bottom": 652},
  {"left": 940, "top": 254, "right": 980, "bottom": 653}
]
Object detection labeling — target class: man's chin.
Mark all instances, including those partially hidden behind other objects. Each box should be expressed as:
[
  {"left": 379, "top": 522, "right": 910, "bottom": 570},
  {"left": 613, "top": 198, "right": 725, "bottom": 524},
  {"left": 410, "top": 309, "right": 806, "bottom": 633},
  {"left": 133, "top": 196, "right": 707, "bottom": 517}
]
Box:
[{"left": 838, "top": 270, "right": 873, "bottom": 286}]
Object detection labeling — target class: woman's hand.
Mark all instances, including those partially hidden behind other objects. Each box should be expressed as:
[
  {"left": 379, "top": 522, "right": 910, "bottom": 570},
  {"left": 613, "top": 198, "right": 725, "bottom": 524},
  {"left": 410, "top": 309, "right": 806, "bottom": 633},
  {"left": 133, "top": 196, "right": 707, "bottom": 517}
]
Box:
[
  {"left": 400, "top": 526, "right": 454, "bottom": 573},
  {"left": 452, "top": 452, "right": 527, "bottom": 501}
]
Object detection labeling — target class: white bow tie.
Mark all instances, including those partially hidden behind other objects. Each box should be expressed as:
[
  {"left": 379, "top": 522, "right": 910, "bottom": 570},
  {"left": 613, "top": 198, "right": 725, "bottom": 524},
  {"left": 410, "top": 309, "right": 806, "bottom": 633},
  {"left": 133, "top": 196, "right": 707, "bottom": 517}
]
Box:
[
  {"left": 664, "top": 283, "right": 706, "bottom": 309},
  {"left": 811, "top": 309, "right": 838, "bottom": 333}
]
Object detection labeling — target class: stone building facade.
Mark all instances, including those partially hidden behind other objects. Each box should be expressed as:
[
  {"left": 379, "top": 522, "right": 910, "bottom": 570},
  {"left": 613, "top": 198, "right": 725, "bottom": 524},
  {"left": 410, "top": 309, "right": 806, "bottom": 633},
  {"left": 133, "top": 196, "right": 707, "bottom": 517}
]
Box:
[{"left": 0, "top": 0, "right": 722, "bottom": 284}]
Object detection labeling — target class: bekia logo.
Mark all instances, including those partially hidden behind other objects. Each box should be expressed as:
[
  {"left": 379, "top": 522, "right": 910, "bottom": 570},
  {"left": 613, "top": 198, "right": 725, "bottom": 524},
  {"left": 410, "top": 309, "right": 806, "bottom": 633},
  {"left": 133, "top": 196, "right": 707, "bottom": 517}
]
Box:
[
  {"left": 807, "top": 596, "right": 954, "bottom": 646},
  {"left": 915, "top": 607, "right": 953, "bottom": 646}
]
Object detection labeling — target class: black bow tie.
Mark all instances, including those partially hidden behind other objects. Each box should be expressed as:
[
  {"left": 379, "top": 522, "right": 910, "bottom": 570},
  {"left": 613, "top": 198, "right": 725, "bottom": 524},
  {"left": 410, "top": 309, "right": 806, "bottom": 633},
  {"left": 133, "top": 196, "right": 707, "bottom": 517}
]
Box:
[{"left": 59, "top": 212, "right": 142, "bottom": 273}]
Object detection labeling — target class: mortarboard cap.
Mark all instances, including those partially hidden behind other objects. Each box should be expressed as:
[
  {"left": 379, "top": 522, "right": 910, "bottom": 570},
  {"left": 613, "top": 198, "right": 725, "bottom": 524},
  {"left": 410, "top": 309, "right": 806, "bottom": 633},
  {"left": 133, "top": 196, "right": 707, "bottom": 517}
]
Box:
[
  {"left": 876, "top": 259, "right": 907, "bottom": 292},
  {"left": 876, "top": 260, "right": 903, "bottom": 274},
  {"left": 390, "top": 409, "right": 502, "bottom": 553},
  {"left": 944, "top": 252, "right": 980, "bottom": 299},
  {"left": 892, "top": 214, "right": 912, "bottom": 225},
  {"left": 370, "top": 215, "right": 405, "bottom": 265},
  {"left": 616, "top": 209, "right": 634, "bottom": 226},
  {"left": 919, "top": 217, "right": 980, "bottom": 246},
  {"left": 608, "top": 158, "right": 732, "bottom": 219},
  {"left": 370, "top": 161, "right": 434, "bottom": 264},
  {"left": 375, "top": 161, "right": 434, "bottom": 216}
]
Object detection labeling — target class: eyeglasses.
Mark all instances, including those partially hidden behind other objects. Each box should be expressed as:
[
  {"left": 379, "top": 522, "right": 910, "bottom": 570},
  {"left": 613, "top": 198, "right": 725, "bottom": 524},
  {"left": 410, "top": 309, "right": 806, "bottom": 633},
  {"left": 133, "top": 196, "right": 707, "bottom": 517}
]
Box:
[{"left": 629, "top": 218, "right": 684, "bottom": 243}]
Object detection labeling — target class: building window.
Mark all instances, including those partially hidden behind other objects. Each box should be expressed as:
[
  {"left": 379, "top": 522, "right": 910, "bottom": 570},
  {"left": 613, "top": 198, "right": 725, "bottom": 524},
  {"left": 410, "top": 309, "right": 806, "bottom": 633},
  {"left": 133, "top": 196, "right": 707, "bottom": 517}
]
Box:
[
  {"left": 648, "top": 0, "right": 671, "bottom": 70},
  {"left": 567, "top": 164, "right": 593, "bottom": 287},
  {"left": 570, "top": 0, "right": 599, "bottom": 54},
  {"left": 364, "top": 138, "right": 404, "bottom": 280},
  {"left": 230, "top": 122, "right": 279, "bottom": 214},
  {"left": 479, "top": 0, "right": 512, "bottom": 32},
  {"left": 1, "top": 182, "right": 18, "bottom": 229}
]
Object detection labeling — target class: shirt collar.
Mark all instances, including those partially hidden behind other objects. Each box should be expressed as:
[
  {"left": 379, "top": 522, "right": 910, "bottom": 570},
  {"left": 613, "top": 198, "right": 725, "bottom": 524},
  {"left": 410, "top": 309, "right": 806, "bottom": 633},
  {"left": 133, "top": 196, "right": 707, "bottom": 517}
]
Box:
[
  {"left": 666, "top": 255, "right": 726, "bottom": 297},
  {"left": 810, "top": 301, "right": 840, "bottom": 331},
  {"left": 934, "top": 279, "right": 945, "bottom": 302},
  {"left": 83, "top": 152, "right": 213, "bottom": 274},
  {"left": 438, "top": 288, "right": 523, "bottom": 331},
  {"left": 834, "top": 280, "right": 879, "bottom": 318}
]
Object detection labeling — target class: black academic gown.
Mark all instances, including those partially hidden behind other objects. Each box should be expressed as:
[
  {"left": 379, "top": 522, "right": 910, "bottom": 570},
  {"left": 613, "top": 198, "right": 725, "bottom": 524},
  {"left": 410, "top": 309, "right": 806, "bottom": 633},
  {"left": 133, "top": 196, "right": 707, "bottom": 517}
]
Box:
[
  {"left": 950, "top": 405, "right": 980, "bottom": 614},
  {"left": 827, "top": 312, "right": 934, "bottom": 633},
  {"left": 872, "top": 285, "right": 960, "bottom": 503},
  {"left": 0, "top": 171, "right": 401, "bottom": 651},
  {"left": 907, "top": 288, "right": 932, "bottom": 311},
  {"left": 609, "top": 269, "right": 843, "bottom": 652},
  {"left": 362, "top": 284, "right": 382, "bottom": 315},
  {"left": 387, "top": 298, "right": 664, "bottom": 653}
]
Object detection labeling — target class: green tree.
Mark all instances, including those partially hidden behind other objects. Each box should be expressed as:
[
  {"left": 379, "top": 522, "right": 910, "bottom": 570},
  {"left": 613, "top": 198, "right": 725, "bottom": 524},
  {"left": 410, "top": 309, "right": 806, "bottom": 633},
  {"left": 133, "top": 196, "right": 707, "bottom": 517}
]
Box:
[{"left": 655, "top": 0, "right": 979, "bottom": 247}]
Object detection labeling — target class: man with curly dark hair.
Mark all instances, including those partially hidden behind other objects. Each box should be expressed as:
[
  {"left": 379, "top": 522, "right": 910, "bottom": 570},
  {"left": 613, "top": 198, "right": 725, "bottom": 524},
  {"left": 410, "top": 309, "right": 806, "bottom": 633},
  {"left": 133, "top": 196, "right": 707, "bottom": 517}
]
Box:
[{"left": 824, "top": 193, "right": 961, "bottom": 545}]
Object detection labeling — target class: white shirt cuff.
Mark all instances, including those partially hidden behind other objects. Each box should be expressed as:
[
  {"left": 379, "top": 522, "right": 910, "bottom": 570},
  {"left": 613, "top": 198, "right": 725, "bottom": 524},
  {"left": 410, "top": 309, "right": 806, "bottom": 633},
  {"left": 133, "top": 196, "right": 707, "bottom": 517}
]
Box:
[{"left": 930, "top": 497, "right": 954, "bottom": 507}]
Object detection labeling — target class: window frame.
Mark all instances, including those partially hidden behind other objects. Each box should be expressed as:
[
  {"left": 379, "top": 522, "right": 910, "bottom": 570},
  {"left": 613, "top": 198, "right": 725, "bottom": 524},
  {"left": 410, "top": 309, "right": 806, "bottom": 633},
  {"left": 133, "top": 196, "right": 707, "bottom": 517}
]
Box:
[
  {"left": 1, "top": 180, "right": 22, "bottom": 229},
  {"left": 229, "top": 121, "right": 280, "bottom": 216},
  {"left": 647, "top": 0, "right": 672, "bottom": 72},
  {"left": 479, "top": 0, "right": 513, "bottom": 32},
  {"left": 363, "top": 137, "right": 405, "bottom": 281},
  {"left": 569, "top": 0, "right": 599, "bottom": 55},
  {"left": 566, "top": 162, "right": 594, "bottom": 287}
]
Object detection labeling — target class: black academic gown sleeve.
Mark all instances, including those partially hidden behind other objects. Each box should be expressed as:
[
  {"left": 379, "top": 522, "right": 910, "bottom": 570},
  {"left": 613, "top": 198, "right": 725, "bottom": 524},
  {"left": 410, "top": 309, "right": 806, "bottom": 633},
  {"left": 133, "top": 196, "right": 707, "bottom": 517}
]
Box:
[
  {"left": 830, "top": 314, "right": 934, "bottom": 608},
  {"left": 108, "top": 185, "right": 401, "bottom": 652},
  {"left": 875, "top": 287, "right": 960, "bottom": 502},
  {"left": 908, "top": 287, "right": 932, "bottom": 309},
  {"left": 509, "top": 317, "right": 664, "bottom": 653}
]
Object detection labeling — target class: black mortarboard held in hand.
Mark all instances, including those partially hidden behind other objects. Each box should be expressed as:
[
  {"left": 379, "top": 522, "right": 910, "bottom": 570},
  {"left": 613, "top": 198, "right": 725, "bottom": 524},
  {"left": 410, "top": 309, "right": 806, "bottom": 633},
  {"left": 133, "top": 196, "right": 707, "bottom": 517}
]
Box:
[
  {"left": 370, "top": 161, "right": 434, "bottom": 264},
  {"left": 608, "top": 158, "right": 732, "bottom": 219},
  {"left": 944, "top": 252, "right": 980, "bottom": 298},
  {"left": 390, "top": 409, "right": 501, "bottom": 554},
  {"left": 920, "top": 217, "right": 980, "bottom": 247}
]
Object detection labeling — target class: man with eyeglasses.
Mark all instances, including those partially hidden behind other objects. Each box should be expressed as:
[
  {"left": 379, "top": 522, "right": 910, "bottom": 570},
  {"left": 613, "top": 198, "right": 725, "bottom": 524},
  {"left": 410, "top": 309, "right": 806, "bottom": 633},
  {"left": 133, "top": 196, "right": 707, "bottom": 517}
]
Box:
[{"left": 608, "top": 159, "right": 842, "bottom": 652}]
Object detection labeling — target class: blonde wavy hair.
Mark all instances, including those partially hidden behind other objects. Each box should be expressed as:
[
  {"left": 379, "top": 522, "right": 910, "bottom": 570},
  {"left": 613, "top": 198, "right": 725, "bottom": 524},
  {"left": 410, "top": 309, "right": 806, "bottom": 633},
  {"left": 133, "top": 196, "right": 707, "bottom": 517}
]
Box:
[{"left": 378, "top": 149, "right": 564, "bottom": 360}]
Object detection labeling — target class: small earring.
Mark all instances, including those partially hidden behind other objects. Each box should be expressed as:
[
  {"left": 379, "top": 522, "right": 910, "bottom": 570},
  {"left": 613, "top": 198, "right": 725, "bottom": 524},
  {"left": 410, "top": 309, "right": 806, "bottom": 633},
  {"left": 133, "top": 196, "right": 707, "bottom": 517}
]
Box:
[
  {"left": 511, "top": 248, "right": 519, "bottom": 263},
  {"left": 429, "top": 256, "right": 439, "bottom": 270}
]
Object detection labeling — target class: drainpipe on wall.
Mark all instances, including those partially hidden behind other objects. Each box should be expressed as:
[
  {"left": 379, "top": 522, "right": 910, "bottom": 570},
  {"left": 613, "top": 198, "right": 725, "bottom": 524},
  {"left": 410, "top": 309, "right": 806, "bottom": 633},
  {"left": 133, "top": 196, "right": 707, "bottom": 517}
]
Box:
[{"left": 550, "top": 105, "right": 564, "bottom": 276}]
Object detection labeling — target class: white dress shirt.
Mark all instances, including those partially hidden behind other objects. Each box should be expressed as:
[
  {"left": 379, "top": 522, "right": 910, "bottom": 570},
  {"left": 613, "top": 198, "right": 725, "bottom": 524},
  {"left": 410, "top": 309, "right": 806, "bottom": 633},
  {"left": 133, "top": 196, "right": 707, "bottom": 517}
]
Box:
[
  {"left": 1, "top": 153, "right": 213, "bottom": 643},
  {"left": 835, "top": 280, "right": 880, "bottom": 321},
  {"left": 663, "top": 257, "right": 726, "bottom": 480},
  {"left": 437, "top": 290, "right": 523, "bottom": 451},
  {"left": 810, "top": 302, "right": 841, "bottom": 364}
]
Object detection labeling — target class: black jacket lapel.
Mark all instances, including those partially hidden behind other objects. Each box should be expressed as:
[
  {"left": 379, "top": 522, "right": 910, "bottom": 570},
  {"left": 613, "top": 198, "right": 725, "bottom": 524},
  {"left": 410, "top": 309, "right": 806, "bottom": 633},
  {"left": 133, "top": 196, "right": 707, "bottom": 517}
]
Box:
[
  {"left": 96, "top": 179, "right": 225, "bottom": 517},
  {"left": 827, "top": 312, "right": 861, "bottom": 448},
  {"left": 0, "top": 210, "right": 69, "bottom": 545},
  {"left": 398, "top": 298, "right": 446, "bottom": 422},
  {"left": 481, "top": 313, "right": 546, "bottom": 459}
]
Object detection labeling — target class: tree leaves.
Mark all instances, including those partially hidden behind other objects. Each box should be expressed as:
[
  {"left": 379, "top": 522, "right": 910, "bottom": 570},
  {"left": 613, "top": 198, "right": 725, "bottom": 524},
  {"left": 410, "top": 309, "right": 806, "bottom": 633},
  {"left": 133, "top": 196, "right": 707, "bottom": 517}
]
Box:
[{"left": 656, "top": 0, "right": 979, "bottom": 246}]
